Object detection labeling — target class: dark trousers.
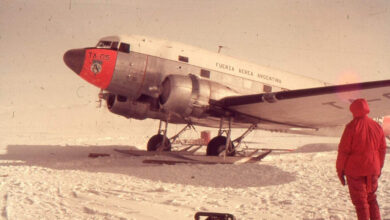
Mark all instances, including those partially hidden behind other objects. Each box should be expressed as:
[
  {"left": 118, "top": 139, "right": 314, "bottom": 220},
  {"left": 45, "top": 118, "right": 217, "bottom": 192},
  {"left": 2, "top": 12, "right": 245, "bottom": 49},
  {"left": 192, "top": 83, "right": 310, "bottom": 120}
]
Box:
[{"left": 346, "top": 175, "right": 381, "bottom": 220}]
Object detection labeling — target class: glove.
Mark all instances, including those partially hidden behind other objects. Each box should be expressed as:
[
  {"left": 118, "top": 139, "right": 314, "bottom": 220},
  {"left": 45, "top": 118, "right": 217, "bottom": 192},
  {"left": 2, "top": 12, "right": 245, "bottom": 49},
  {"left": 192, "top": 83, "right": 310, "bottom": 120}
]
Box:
[{"left": 337, "top": 171, "right": 345, "bottom": 186}]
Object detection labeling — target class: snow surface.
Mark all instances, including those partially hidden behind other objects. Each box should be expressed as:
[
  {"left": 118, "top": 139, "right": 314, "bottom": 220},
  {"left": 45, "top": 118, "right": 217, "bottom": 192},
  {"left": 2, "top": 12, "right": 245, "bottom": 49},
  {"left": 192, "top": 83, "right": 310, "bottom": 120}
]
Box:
[{"left": 1, "top": 103, "right": 389, "bottom": 220}]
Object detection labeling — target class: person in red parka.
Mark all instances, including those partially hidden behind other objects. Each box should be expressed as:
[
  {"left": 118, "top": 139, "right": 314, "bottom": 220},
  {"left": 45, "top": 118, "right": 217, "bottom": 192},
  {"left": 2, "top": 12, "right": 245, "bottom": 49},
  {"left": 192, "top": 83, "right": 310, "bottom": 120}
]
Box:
[{"left": 336, "top": 98, "right": 387, "bottom": 220}]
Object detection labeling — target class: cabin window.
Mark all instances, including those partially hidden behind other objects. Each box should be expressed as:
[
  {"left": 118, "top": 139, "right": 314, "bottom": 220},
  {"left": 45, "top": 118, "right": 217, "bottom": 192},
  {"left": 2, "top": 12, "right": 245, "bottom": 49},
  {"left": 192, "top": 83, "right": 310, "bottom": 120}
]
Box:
[
  {"left": 263, "top": 85, "right": 272, "bottom": 93},
  {"left": 111, "top": 41, "right": 119, "bottom": 50},
  {"left": 200, "top": 69, "right": 210, "bottom": 78},
  {"left": 119, "top": 43, "right": 130, "bottom": 53},
  {"left": 178, "top": 56, "right": 189, "bottom": 63},
  {"left": 96, "top": 41, "right": 112, "bottom": 48}
]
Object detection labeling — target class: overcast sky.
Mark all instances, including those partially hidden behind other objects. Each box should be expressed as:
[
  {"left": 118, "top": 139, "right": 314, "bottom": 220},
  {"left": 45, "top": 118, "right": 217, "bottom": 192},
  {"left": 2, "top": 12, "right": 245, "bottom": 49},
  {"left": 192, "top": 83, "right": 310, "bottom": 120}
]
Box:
[{"left": 0, "top": 0, "right": 389, "bottom": 107}]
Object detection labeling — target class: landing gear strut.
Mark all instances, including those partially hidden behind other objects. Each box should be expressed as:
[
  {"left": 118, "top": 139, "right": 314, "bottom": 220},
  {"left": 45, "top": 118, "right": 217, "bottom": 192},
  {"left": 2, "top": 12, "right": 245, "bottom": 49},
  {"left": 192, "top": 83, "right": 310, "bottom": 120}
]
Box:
[
  {"left": 147, "top": 121, "right": 196, "bottom": 152},
  {"left": 147, "top": 120, "right": 171, "bottom": 151},
  {"left": 206, "top": 117, "right": 235, "bottom": 156},
  {"left": 147, "top": 117, "right": 258, "bottom": 156},
  {"left": 206, "top": 117, "right": 257, "bottom": 156},
  {"left": 206, "top": 135, "right": 235, "bottom": 156}
]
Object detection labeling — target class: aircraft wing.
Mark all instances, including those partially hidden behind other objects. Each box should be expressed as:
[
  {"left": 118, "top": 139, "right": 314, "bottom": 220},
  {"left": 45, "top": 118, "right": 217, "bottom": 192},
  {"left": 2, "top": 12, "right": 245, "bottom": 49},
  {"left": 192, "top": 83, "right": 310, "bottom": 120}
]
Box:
[{"left": 213, "top": 80, "right": 390, "bottom": 130}]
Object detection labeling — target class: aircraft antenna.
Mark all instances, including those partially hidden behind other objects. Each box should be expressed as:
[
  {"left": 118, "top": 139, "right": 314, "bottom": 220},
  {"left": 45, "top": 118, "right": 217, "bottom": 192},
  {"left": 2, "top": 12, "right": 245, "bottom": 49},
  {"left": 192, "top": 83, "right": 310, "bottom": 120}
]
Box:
[
  {"left": 218, "top": 46, "right": 224, "bottom": 54},
  {"left": 218, "top": 46, "right": 230, "bottom": 54}
]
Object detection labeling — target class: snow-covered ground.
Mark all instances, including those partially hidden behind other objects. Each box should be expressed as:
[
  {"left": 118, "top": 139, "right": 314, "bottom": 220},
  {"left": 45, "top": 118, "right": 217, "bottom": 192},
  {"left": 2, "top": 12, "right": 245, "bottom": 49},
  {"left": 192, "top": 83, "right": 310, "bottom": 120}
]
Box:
[
  {"left": 1, "top": 1, "right": 389, "bottom": 219},
  {"left": 1, "top": 103, "right": 389, "bottom": 220}
]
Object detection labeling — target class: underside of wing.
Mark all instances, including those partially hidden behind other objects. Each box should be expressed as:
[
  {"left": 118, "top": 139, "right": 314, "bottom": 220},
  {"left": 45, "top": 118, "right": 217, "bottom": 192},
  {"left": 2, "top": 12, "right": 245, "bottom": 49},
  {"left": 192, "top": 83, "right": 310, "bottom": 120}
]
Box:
[{"left": 212, "top": 80, "right": 390, "bottom": 133}]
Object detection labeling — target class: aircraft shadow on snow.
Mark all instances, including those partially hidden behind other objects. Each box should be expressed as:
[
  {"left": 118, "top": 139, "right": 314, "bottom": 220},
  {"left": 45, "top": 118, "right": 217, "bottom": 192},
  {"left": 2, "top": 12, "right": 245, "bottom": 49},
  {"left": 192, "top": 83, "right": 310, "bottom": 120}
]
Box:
[
  {"left": 0, "top": 144, "right": 332, "bottom": 188},
  {"left": 277, "top": 143, "right": 339, "bottom": 155}
]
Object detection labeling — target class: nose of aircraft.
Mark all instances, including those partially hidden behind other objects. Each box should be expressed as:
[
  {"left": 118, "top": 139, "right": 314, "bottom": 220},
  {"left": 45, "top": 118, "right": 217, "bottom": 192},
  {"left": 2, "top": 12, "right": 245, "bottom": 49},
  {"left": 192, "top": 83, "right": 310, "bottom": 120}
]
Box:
[{"left": 63, "top": 49, "right": 86, "bottom": 74}]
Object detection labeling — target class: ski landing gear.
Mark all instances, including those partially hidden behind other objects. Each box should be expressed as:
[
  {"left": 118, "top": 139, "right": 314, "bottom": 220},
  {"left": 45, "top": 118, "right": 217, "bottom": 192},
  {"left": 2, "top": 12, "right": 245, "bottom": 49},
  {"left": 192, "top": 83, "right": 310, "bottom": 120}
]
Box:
[
  {"left": 206, "top": 117, "right": 257, "bottom": 157},
  {"left": 207, "top": 117, "right": 235, "bottom": 156},
  {"left": 147, "top": 120, "right": 171, "bottom": 151},
  {"left": 147, "top": 121, "right": 196, "bottom": 152}
]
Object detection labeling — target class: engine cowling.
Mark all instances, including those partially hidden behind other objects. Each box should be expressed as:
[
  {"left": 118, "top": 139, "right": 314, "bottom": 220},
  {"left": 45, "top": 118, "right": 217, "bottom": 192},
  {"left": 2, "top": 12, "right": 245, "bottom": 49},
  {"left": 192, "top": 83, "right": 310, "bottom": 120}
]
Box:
[
  {"left": 159, "top": 74, "right": 240, "bottom": 117},
  {"left": 106, "top": 94, "right": 149, "bottom": 119}
]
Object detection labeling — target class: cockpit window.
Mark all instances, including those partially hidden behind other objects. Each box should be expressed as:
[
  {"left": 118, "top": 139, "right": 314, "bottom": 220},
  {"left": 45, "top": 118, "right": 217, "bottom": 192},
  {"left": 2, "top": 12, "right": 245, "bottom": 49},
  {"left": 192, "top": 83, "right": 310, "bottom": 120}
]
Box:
[
  {"left": 111, "top": 41, "right": 119, "bottom": 50},
  {"left": 96, "top": 41, "right": 112, "bottom": 48},
  {"left": 96, "top": 40, "right": 130, "bottom": 53},
  {"left": 119, "top": 43, "right": 130, "bottom": 53}
]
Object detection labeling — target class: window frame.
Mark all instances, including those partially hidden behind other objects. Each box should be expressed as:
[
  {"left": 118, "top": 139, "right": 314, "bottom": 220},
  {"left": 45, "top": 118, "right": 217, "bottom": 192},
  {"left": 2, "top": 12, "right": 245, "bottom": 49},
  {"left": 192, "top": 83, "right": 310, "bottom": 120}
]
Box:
[
  {"left": 200, "top": 69, "right": 210, "bottom": 78},
  {"left": 119, "top": 42, "right": 130, "bottom": 53},
  {"left": 263, "top": 85, "right": 272, "bottom": 93},
  {"left": 178, "top": 56, "right": 189, "bottom": 63}
]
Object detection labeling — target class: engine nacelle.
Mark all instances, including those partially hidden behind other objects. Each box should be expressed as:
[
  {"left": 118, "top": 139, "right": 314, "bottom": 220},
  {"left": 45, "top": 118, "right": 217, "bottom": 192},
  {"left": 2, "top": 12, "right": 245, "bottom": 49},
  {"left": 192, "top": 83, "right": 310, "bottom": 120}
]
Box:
[
  {"left": 159, "top": 74, "right": 240, "bottom": 117},
  {"left": 106, "top": 94, "right": 150, "bottom": 120}
]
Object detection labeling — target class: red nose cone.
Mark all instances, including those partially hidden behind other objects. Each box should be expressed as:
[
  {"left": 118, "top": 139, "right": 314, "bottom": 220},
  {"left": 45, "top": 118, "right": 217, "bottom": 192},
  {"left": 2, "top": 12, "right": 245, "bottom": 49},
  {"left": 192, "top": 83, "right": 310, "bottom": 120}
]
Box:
[
  {"left": 63, "top": 49, "right": 85, "bottom": 74},
  {"left": 64, "top": 48, "right": 118, "bottom": 89}
]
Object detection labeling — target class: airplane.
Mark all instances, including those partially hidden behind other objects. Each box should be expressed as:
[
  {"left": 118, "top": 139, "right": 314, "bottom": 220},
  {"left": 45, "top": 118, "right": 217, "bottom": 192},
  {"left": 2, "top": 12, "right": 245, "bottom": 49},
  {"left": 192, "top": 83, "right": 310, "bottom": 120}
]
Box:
[{"left": 63, "top": 35, "right": 390, "bottom": 156}]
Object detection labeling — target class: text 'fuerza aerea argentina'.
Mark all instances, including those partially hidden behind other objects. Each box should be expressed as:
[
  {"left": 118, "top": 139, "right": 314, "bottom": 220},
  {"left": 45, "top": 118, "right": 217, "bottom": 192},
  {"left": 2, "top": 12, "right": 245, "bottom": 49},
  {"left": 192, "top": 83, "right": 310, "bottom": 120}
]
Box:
[{"left": 215, "top": 62, "right": 282, "bottom": 84}]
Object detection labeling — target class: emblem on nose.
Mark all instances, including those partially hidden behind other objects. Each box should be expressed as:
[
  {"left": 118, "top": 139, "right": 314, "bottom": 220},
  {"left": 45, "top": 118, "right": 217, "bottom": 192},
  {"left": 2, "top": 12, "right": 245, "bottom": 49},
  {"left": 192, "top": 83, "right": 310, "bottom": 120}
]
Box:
[{"left": 91, "top": 60, "right": 102, "bottom": 74}]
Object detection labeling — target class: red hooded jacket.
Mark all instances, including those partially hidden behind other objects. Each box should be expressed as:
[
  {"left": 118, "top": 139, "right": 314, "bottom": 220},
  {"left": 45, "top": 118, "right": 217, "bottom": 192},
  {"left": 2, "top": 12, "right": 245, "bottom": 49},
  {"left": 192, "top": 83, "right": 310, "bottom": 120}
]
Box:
[{"left": 336, "top": 99, "right": 387, "bottom": 176}]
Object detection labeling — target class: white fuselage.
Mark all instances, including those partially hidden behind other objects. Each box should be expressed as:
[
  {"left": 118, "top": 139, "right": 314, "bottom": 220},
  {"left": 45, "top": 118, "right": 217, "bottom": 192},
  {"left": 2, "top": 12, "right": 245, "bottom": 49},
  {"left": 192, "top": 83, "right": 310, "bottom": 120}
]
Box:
[
  {"left": 98, "top": 35, "right": 330, "bottom": 95},
  {"left": 64, "top": 35, "right": 332, "bottom": 128}
]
